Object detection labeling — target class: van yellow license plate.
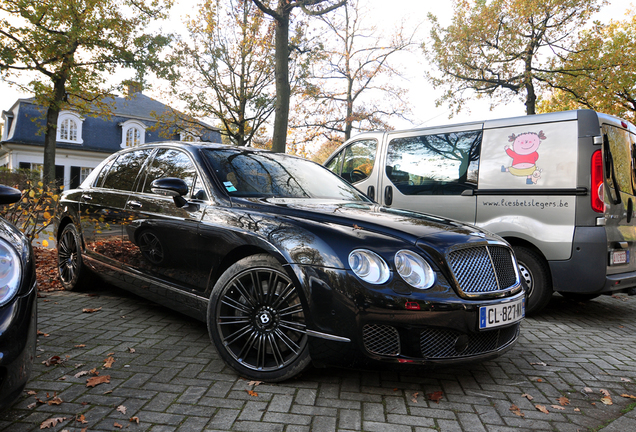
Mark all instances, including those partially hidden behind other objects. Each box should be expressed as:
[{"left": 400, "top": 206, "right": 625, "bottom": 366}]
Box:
[{"left": 479, "top": 298, "right": 525, "bottom": 329}]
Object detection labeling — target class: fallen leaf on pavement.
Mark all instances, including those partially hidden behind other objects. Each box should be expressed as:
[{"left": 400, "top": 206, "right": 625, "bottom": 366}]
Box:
[
  {"left": 583, "top": 387, "right": 593, "bottom": 393},
  {"left": 621, "top": 394, "right": 636, "bottom": 399},
  {"left": 76, "top": 414, "right": 88, "bottom": 424},
  {"left": 47, "top": 397, "right": 63, "bottom": 405},
  {"left": 27, "top": 390, "right": 37, "bottom": 396},
  {"left": 246, "top": 390, "right": 258, "bottom": 397},
  {"left": 601, "top": 396, "right": 613, "bottom": 405},
  {"left": 75, "top": 371, "right": 89, "bottom": 378},
  {"left": 42, "top": 355, "right": 63, "bottom": 367},
  {"left": 427, "top": 391, "right": 443, "bottom": 403},
  {"left": 40, "top": 417, "right": 66, "bottom": 429},
  {"left": 574, "top": 408, "right": 581, "bottom": 412},
  {"left": 621, "top": 378, "right": 632, "bottom": 382},
  {"left": 521, "top": 393, "right": 534, "bottom": 401},
  {"left": 535, "top": 404, "right": 549, "bottom": 414},
  {"left": 82, "top": 307, "right": 102, "bottom": 313},
  {"left": 129, "top": 416, "right": 140, "bottom": 424},
  {"left": 557, "top": 396, "right": 570, "bottom": 406},
  {"left": 37, "top": 330, "right": 49, "bottom": 337},
  {"left": 114, "top": 422, "right": 123, "bottom": 429},
  {"left": 530, "top": 362, "right": 547, "bottom": 366},
  {"left": 411, "top": 392, "right": 419, "bottom": 403},
  {"left": 510, "top": 404, "right": 524, "bottom": 417},
  {"left": 27, "top": 402, "right": 37, "bottom": 409},
  {"left": 89, "top": 368, "right": 99, "bottom": 376},
  {"left": 117, "top": 405, "right": 126, "bottom": 415},
  {"left": 600, "top": 389, "right": 610, "bottom": 397},
  {"left": 550, "top": 405, "right": 565, "bottom": 410},
  {"left": 86, "top": 375, "right": 110, "bottom": 388},
  {"left": 127, "top": 347, "right": 135, "bottom": 353},
  {"left": 247, "top": 380, "right": 262, "bottom": 386},
  {"left": 75, "top": 344, "right": 86, "bottom": 348},
  {"left": 103, "top": 356, "right": 115, "bottom": 368}
]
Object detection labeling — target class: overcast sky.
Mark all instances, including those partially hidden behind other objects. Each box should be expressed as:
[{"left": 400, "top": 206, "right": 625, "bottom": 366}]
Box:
[{"left": 0, "top": 0, "right": 630, "bottom": 132}]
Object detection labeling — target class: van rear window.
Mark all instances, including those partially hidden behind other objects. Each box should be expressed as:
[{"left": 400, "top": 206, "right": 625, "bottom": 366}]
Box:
[{"left": 603, "top": 125, "right": 635, "bottom": 195}]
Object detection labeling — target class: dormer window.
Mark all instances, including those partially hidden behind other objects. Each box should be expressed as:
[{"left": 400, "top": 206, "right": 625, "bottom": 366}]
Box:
[
  {"left": 120, "top": 120, "right": 147, "bottom": 148},
  {"left": 57, "top": 111, "right": 84, "bottom": 144},
  {"left": 179, "top": 131, "right": 201, "bottom": 142}
]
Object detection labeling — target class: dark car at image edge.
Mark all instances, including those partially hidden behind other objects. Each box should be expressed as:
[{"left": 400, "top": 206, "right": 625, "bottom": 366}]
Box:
[
  {"left": 54, "top": 142, "right": 525, "bottom": 382},
  {"left": 0, "top": 185, "right": 37, "bottom": 410}
]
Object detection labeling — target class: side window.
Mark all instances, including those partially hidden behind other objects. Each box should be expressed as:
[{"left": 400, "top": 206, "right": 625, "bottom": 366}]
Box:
[
  {"left": 142, "top": 149, "right": 199, "bottom": 196},
  {"left": 386, "top": 130, "right": 482, "bottom": 195},
  {"left": 325, "top": 150, "right": 343, "bottom": 174},
  {"left": 341, "top": 140, "right": 377, "bottom": 183},
  {"left": 604, "top": 125, "right": 635, "bottom": 196},
  {"left": 102, "top": 149, "right": 152, "bottom": 191}
]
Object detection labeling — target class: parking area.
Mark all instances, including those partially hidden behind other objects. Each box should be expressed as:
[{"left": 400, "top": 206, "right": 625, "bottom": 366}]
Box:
[{"left": 2, "top": 286, "right": 636, "bottom": 432}]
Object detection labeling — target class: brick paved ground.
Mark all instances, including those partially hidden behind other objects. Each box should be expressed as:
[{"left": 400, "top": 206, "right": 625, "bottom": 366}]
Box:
[{"left": 2, "top": 285, "right": 636, "bottom": 432}]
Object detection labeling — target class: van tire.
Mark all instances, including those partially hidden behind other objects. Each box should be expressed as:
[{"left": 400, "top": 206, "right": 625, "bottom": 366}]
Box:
[{"left": 513, "top": 246, "right": 552, "bottom": 315}]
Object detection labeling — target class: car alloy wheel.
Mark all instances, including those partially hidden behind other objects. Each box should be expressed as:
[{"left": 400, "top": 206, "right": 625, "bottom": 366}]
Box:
[{"left": 209, "top": 254, "right": 310, "bottom": 381}]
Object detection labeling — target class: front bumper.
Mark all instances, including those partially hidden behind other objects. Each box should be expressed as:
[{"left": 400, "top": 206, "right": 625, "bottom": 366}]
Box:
[
  {"left": 292, "top": 264, "right": 524, "bottom": 368},
  {"left": 0, "top": 280, "right": 37, "bottom": 410}
]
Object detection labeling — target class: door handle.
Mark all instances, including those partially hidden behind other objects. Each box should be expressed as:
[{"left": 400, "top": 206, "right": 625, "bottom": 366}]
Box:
[
  {"left": 384, "top": 186, "right": 393, "bottom": 206},
  {"left": 367, "top": 185, "right": 375, "bottom": 201},
  {"left": 127, "top": 200, "right": 142, "bottom": 209},
  {"left": 81, "top": 194, "right": 93, "bottom": 201}
]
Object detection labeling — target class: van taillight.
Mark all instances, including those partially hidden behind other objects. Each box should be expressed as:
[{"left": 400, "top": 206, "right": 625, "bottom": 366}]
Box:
[{"left": 591, "top": 150, "right": 605, "bottom": 213}]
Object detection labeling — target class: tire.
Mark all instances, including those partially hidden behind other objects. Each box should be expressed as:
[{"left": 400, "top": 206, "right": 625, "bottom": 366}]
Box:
[
  {"left": 208, "top": 254, "right": 311, "bottom": 382},
  {"left": 57, "top": 223, "right": 93, "bottom": 291},
  {"left": 513, "top": 246, "right": 552, "bottom": 315},
  {"left": 558, "top": 292, "right": 601, "bottom": 302}
]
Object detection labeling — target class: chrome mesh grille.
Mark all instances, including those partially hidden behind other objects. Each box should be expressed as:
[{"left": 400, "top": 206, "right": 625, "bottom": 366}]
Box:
[
  {"left": 363, "top": 324, "right": 400, "bottom": 356},
  {"left": 420, "top": 325, "right": 519, "bottom": 359},
  {"left": 448, "top": 245, "right": 517, "bottom": 294}
]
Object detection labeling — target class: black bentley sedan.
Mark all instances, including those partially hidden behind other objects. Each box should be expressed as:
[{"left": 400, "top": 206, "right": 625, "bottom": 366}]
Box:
[
  {"left": 55, "top": 143, "right": 525, "bottom": 382},
  {"left": 0, "top": 185, "right": 37, "bottom": 410}
]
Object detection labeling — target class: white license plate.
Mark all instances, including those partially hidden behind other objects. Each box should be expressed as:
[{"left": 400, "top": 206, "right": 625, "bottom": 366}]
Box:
[
  {"left": 479, "top": 298, "right": 525, "bottom": 329},
  {"left": 611, "top": 250, "right": 629, "bottom": 265}
]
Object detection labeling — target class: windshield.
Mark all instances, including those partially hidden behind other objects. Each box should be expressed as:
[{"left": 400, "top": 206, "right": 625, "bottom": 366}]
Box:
[{"left": 202, "top": 148, "right": 370, "bottom": 201}]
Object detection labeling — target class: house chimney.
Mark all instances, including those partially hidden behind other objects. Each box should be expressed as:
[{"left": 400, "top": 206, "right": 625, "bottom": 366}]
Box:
[{"left": 126, "top": 81, "right": 143, "bottom": 96}]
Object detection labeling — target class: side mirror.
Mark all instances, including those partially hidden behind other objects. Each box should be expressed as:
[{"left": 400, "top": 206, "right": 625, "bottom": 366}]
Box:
[
  {"left": 151, "top": 178, "right": 189, "bottom": 208},
  {"left": 0, "top": 185, "right": 22, "bottom": 205}
]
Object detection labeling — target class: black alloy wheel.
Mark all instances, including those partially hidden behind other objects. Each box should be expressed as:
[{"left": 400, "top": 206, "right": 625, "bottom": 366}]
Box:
[
  {"left": 208, "top": 254, "right": 310, "bottom": 382},
  {"left": 58, "top": 224, "right": 92, "bottom": 291}
]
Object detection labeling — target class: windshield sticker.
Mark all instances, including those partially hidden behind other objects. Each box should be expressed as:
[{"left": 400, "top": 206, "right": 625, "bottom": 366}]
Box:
[
  {"left": 501, "top": 131, "right": 546, "bottom": 185},
  {"left": 223, "top": 181, "right": 237, "bottom": 192}
]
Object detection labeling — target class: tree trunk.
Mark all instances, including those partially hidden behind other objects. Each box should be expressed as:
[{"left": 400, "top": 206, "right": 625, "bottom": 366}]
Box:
[
  {"left": 271, "top": 5, "right": 290, "bottom": 153},
  {"left": 43, "top": 77, "right": 67, "bottom": 185}
]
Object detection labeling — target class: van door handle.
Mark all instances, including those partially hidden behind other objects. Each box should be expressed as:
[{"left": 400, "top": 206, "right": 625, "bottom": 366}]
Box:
[
  {"left": 367, "top": 185, "right": 375, "bottom": 201},
  {"left": 628, "top": 198, "right": 633, "bottom": 223},
  {"left": 384, "top": 186, "right": 393, "bottom": 206},
  {"left": 127, "top": 200, "right": 142, "bottom": 209}
]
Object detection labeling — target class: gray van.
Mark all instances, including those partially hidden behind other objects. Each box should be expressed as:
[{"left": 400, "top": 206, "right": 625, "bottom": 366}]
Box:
[{"left": 324, "top": 110, "right": 636, "bottom": 314}]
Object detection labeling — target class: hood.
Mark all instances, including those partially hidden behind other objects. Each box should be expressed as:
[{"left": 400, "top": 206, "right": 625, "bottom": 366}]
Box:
[{"left": 234, "top": 198, "right": 498, "bottom": 246}]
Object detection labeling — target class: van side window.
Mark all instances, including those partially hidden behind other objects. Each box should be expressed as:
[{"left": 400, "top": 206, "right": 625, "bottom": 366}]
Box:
[
  {"left": 603, "top": 125, "right": 635, "bottom": 195},
  {"left": 386, "top": 131, "right": 482, "bottom": 195},
  {"left": 340, "top": 140, "right": 377, "bottom": 183},
  {"left": 325, "top": 151, "right": 343, "bottom": 174}
]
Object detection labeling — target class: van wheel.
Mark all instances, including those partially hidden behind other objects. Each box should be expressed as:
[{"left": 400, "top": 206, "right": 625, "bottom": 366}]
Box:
[{"left": 513, "top": 246, "right": 552, "bottom": 315}]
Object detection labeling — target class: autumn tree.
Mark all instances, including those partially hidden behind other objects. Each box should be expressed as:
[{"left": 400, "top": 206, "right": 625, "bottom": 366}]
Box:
[
  {"left": 538, "top": 12, "right": 636, "bottom": 121},
  {"left": 251, "top": 0, "right": 346, "bottom": 153},
  {"left": 0, "top": 0, "right": 172, "bottom": 184},
  {"left": 291, "top": 0, "right": 416, "bottom": 152},
  {"left": 424, "top": 0, "right": 604, "bottom": 116},
  {"left": 163, "top": 0, "right": 277, "bottom": 147}
]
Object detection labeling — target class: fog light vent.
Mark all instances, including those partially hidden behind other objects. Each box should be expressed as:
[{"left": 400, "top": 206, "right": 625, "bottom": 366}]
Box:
[{"left": 362, "top": 324, "right": 400, "bottom": 356}]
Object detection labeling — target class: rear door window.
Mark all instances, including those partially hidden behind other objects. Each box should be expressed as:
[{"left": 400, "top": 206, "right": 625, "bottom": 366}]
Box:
[
  {"left": 101, "top": 149, "right": 152, "bottom": 191},
  {"left": 604, "top": 125, "right": 635, "bottom": 196},
  {"left": 341, "top": 139, "right": 377, "bottom": 183}
]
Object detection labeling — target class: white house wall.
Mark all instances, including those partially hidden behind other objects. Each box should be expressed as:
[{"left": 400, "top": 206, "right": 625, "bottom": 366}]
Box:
[{"left": 1, "top": 143, "right": 108, "bottom": 189}]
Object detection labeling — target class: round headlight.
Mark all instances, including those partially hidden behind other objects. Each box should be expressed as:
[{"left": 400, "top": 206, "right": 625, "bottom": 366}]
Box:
[
  {"left": 0, "top": 239, "right": 22, "bottom": 307},
  {"left": 395, "top": 250, "right": 435, "bottom": 289},
  {"left": 348, "top": 249, "right": 390, "bottom": 284}
]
